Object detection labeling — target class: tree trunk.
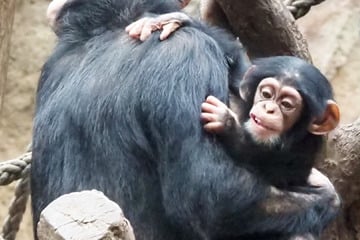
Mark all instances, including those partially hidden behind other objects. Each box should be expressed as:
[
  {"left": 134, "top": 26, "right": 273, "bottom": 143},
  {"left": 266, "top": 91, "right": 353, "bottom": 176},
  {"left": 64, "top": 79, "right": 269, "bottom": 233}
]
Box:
[
  {"left": 0, "top": 0, "right": 16, "bottom": 113},
  {"left": 215, "top": 0, "right": 312, "bottom": 60},
  {"left": 214, "top": 0, "right": 360, "bottom": 239},
  {"left": 318, "top": 119, "right": 360, "bottom": 240}
]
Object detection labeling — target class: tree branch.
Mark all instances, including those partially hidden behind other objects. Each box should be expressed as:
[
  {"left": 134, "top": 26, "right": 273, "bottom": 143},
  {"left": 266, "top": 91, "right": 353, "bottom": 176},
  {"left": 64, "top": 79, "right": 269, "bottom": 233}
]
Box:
[{"left": 215, "top": 0, "right": 312, "bottom": 60}]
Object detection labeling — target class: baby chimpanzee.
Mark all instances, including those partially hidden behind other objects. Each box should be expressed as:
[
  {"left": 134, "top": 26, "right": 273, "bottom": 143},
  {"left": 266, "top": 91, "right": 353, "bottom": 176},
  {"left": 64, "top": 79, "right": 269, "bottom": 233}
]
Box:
[{"left": 201, "top": 57, "right": 340, "bottom": 187}]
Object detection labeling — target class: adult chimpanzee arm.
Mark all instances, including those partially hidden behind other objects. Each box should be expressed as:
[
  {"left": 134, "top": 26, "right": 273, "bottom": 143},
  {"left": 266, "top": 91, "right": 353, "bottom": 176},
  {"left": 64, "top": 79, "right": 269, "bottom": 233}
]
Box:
[
  {"left": 160, "top": 137, "right": 339, "bottom": 238},
  {"left": 248, "top": 180, "right": 340, "bottom": 236}
]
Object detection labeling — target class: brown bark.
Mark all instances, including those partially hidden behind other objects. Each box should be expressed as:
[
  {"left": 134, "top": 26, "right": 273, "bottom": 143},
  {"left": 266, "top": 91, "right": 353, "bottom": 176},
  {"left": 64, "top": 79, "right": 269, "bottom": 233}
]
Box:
[
  {"left": 0, "top": 0, "right": 16, "bottom": 113},
  {"left": 318, "top": 119, "right": 360, "bottom": 240},
  {"left": 215, "top": 0, "right": 312, "bottom": 60}
]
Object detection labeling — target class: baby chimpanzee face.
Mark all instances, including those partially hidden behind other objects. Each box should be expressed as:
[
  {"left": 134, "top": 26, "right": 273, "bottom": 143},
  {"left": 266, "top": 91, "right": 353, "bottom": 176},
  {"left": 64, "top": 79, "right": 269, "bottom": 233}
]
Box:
[{"left": 245, "top": 77, "right": 303, "bottom": 145}]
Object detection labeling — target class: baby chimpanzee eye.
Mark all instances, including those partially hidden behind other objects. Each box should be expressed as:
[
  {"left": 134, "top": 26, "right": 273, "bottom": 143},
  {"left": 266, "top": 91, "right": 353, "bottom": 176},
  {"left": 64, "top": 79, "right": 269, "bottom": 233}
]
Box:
[
  {"left": 261, "top": 88, "right": 273, "bottom": 99},
  {"left": 281, "top": 100, "right": 294, "bottom": 111}
]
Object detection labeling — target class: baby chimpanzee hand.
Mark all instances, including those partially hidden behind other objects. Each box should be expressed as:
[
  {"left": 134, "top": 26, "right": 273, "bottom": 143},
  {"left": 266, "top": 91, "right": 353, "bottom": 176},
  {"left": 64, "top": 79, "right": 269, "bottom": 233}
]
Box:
[
  {"left": 201, "top": 96, "right": 239, "bottom": 134},
  {"left": 125, "top": 12, "right": 191, "bottom": 41}
]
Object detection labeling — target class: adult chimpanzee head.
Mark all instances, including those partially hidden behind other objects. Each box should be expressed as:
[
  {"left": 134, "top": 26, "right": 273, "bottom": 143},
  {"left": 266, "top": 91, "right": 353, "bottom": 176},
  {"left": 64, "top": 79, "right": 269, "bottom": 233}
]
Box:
[{"left": 239, "top": 56, "right": 340, "bottom": 145}]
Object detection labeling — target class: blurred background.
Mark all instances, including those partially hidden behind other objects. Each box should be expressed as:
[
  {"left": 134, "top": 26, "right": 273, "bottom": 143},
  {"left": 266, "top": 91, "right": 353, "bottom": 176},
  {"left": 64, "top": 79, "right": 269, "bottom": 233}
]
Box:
[{"left": 0, "top": 0, "right": 359, "bottom": 239}]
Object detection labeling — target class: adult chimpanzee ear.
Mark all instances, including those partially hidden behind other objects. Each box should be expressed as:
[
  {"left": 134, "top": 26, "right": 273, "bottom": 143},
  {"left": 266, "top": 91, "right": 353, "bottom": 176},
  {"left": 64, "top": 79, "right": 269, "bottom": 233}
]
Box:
[{"left": 308, "top": 100, "right": 340, "bottom": 135}]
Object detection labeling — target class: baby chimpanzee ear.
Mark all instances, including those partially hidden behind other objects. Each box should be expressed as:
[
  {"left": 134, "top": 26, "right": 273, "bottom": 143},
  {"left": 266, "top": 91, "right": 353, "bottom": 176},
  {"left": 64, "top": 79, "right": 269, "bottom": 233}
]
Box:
[
  {"left": 308, "top": 100, "right": 340, "bottom": 135},
  {"left": 239, "top": 86, "right": 249, "bottom": 101},
  {"left": 239, "top": 65, "right": 257, "bottom": 101}
]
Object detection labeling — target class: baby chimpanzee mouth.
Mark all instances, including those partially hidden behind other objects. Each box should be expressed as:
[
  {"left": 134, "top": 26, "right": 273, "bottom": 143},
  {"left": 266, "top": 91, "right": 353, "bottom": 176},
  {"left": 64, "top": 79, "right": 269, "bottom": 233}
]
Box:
[{"left": 250, "top": 113, "right": 276, "bottom": 131}]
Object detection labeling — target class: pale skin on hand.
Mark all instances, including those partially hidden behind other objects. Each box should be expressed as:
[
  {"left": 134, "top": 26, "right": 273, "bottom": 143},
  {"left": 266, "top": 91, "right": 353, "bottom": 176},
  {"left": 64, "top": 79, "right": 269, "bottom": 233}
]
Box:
[
  {"left": 200, "top": 95, "right": 238, "bottom": 134},
  {"left": 125, "top": 14, "right": 187, "bottom": 41},
  {"left": 306, "top": 168, "right": 340, "bottom": 208},
  {"left": 124, "top": 0, "right": 228, "bottom": 41},
  {"left": 125, "top": 12, "right": 191, "bottom": 41},
  {"left": 125, "top": 0, "right": 192, "bottom": 41}
]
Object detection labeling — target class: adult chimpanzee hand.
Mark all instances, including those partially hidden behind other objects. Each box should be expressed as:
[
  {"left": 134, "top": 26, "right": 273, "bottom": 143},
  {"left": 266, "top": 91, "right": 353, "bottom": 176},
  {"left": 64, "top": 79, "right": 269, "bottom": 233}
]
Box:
[
  {"left": 308, "top": 168, "right": 335, "bottom": 189},
  {"left": 253, "top": 170, "right": 340, "bottom": 239}
]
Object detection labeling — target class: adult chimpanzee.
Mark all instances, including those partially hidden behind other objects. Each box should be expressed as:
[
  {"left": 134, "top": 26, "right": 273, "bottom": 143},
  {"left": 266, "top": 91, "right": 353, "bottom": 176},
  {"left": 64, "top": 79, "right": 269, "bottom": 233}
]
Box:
[{"left": 32, "top": 1, "right": 339, "bottom": 240}]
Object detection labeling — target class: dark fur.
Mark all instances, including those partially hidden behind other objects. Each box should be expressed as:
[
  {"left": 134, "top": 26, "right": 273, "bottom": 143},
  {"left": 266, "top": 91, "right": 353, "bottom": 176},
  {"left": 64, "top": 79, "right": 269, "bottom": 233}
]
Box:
[
  {"left": 31, "top": 0, "right": 338, "bottom": 239},
  {"left": 224, "top": 57, "right": 334, "bottom": 187}
]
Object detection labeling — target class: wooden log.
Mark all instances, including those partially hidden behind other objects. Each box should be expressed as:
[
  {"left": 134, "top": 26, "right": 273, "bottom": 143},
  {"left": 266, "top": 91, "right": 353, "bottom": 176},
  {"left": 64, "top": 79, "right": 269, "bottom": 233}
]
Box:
[{"left": 37, "top": 190, "right": 135, "bottom": 240}]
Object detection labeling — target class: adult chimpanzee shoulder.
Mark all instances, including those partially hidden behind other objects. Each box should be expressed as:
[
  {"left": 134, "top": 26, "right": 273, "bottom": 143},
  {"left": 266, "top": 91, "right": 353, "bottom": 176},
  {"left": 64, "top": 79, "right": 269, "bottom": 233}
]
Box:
[{"left": 32, "top": 1, "right": 340, "bottom": 240}]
